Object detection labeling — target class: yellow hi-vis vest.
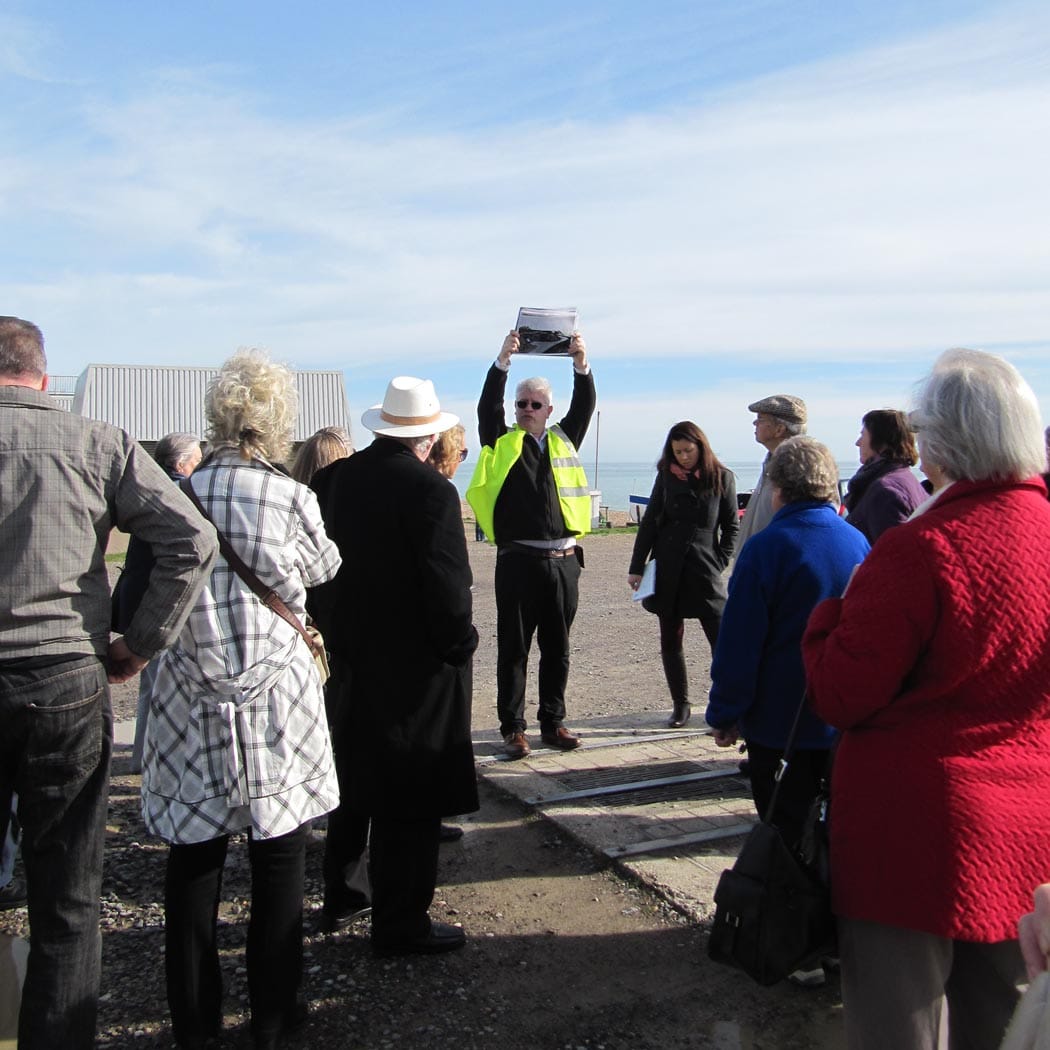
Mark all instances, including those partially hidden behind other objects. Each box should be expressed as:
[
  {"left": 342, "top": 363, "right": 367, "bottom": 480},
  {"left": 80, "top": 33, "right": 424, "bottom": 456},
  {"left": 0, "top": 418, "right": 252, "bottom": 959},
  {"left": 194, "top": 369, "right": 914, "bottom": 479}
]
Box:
[{"left": 466, "top": 424, "right": 591, "bottom": 544}]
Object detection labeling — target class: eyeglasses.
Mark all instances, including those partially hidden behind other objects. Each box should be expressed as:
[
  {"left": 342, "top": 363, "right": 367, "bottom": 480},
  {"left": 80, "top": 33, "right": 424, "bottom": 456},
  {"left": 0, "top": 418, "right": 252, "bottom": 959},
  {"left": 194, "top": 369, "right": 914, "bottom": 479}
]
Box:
[
  {"left": 458, "top": 448, "right": 468, "bottom": 462},
  {"left": 516, "top": 399, "right": 546, "bottom": 410}
]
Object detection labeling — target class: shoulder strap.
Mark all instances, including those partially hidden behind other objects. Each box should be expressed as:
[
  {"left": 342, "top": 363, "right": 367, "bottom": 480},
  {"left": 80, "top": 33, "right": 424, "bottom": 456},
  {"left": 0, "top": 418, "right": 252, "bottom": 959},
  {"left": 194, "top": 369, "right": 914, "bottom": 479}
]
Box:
[
  {"left": 760, "top": 691, "right": 811, "bottom": 825},
  {"left": 180, "top": 477, "right": 322, "bottom": 657}
]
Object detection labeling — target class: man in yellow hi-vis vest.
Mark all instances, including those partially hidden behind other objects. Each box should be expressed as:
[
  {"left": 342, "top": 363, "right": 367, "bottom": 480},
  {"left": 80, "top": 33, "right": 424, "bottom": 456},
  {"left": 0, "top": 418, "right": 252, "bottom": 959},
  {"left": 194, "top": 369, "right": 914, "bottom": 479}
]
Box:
[{"left": 466, "top": 330, "right": 596, "bottom": 759}]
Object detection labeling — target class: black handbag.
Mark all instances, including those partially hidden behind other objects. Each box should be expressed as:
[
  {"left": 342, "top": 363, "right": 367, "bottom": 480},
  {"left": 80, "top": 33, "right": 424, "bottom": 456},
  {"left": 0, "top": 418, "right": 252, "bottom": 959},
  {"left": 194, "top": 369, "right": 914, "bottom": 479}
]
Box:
[{"left": 707, "top": 696, "right": 835, "bottom": 985}]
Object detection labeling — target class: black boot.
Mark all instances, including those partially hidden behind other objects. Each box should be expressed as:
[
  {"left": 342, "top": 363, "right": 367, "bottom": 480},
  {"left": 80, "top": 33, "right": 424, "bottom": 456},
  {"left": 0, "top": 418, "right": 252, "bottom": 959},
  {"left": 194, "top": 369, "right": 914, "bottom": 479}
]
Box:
[
  {"left": 661, "top": 651, "right": 690, "bottom": 728},
  {"left": 669, "top": 702, "right": 692, "bottom": 728}
]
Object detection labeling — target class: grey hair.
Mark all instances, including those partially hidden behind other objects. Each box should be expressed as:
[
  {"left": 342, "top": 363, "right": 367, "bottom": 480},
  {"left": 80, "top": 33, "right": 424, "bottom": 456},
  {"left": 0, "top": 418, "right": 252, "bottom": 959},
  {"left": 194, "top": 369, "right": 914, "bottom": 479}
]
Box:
[
  {"left": 516, "top": 376, "right": 553, "bottom": 404},
  {"left": 767, "top": 436, "right": 839, "bottom": 504},
  {"left": 388, "top": 433, "right": 437, "bottom": 454},
  {"left": 0, "top": 316, "right": 46, "bottom": 379},
  {"left": 154, "top": 432, "right": 201, "bottom": 474},
  {"left": 911, "top": 348, "right": 1045, "bottom": 482},
  {"left": 781, "top": 419, "right": 807, "bottom": 437}
]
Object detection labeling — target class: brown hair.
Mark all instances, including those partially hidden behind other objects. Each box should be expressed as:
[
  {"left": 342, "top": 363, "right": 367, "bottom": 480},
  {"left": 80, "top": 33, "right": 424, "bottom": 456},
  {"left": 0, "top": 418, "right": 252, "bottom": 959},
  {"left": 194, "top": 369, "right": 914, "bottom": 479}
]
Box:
[
  {"left": 290, "top": 426, "right": 353, "bottom": 484},
  {"left": 656, "top": 421, "right": 726, "bottom": 496},
  {"left": 862, "top": 409, "right": 918, "bottom": 466},
  {"left": 0, "top": 316, "right": 46, "bottom": 379}
]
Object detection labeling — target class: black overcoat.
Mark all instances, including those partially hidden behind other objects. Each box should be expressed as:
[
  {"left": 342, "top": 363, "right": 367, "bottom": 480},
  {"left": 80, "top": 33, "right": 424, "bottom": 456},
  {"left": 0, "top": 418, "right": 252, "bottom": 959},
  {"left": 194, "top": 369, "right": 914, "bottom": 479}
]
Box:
[
  {"left": 309, "top": 438, "right": 479, "bottom": 818},
  {"left": 628, "top": 467, "right": 739, "bottom": 619}
]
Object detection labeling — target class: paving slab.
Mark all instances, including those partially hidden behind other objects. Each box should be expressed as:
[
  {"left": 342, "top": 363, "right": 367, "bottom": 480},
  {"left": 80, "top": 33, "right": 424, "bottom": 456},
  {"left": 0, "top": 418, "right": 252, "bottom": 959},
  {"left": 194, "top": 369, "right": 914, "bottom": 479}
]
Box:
[{"left": 475, "top": 719, "right": 754, "bottom": 923}]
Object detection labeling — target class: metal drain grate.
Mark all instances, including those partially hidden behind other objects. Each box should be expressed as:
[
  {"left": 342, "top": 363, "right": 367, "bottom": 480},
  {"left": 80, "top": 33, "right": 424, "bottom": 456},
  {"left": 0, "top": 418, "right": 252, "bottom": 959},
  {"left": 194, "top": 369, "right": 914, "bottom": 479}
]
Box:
[
  {"left": 543, "top": 760, "right": 702, "bottom": 791},
  {"left": 593, "top": 775, "right": 749, "bottom": 809},
  {"left": 527, "top": 759, "right": 750, "bottom": 809}
]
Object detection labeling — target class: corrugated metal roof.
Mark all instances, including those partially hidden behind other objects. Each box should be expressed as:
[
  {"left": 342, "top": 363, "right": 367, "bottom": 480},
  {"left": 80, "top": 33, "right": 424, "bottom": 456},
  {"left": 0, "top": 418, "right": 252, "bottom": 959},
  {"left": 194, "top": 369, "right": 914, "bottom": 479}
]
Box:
[{"left": 72, "top": 364, "right": 351, "bottom": 443}]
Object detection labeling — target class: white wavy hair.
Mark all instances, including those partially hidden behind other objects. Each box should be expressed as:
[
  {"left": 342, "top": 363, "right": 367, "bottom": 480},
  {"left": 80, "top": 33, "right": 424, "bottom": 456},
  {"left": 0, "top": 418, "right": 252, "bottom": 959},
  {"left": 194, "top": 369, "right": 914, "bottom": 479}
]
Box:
[{"left": 911, "top": 348, "right": 1045, "bottom": 482}]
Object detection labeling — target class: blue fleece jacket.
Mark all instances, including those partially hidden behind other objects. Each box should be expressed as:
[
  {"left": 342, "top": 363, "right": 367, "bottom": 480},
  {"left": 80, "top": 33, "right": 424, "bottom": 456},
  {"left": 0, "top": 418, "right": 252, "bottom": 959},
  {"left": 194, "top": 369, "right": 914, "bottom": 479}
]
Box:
[{"left": 705, "top": 501, "right": 870, "bottom": 749}]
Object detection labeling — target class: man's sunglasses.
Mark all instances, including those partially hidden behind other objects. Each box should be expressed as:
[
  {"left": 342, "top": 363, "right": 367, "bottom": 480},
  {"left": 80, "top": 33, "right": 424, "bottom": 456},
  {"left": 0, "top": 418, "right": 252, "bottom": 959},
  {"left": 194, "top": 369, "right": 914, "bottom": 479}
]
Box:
[
  {"left": 458, "top": 448, "right": 469, "bottom": 462},
  {"left": 515, "top": 399, "right": 545, "bottom": 410}
]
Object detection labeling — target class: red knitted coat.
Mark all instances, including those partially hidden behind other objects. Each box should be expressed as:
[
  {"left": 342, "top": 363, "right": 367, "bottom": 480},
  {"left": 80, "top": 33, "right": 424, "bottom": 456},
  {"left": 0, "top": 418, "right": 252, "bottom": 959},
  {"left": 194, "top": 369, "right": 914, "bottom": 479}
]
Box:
[{"left": 803, "top": 477, "right": 1050, "bottom": 942}]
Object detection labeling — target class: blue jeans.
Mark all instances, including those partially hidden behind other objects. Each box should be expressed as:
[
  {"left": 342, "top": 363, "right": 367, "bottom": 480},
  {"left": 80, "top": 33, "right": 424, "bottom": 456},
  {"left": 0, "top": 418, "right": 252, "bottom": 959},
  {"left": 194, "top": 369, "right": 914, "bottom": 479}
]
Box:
[{"left": 0, "top": 655, "right": 111, "bottom": 1050}]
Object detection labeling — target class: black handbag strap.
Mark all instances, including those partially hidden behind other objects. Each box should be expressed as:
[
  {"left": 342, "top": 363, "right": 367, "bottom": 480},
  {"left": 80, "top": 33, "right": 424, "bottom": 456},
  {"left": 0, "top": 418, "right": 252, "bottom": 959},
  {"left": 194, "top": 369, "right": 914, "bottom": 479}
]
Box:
[
  {"left": 760, "top": 691, "right": 810, "bottom": 825},
  {"left": 180, "top": 477, "right": 323, "bottom": 658}
]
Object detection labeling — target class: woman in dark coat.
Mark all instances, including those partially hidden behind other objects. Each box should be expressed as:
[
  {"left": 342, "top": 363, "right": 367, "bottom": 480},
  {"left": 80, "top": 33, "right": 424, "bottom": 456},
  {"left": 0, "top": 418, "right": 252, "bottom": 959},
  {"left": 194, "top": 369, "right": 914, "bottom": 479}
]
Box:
[
  {"left": 628, "top": 421, "right": 738, "bottom": 727},
  {"left": 843, "top": 408, "right": 927, "bottom": 543}
]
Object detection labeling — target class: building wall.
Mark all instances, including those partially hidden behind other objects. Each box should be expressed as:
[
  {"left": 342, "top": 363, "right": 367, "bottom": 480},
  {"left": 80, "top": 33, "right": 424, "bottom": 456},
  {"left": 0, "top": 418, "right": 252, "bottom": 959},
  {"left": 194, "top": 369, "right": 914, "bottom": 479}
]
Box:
[{"left": 72, "top": 364, "right": 352, "bottom": 444}]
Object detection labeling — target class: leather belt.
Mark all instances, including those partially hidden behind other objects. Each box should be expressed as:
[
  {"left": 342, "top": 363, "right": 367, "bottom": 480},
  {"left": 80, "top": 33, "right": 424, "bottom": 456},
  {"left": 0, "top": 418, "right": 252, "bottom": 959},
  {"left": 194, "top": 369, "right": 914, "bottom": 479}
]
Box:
[{"left": 498, "top": 542, "right": 576, "bottom": 559}]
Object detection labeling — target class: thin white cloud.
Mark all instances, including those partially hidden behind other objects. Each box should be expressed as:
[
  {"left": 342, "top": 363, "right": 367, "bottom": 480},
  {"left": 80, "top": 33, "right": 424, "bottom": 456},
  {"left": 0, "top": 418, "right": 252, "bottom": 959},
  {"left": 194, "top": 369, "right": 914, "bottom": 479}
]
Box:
[
  {"left": 0, "top": 14, "right": 57, "bottom": 82},
  {"left": 2, "top": 0, "right": 1048, "bottom": 467}
]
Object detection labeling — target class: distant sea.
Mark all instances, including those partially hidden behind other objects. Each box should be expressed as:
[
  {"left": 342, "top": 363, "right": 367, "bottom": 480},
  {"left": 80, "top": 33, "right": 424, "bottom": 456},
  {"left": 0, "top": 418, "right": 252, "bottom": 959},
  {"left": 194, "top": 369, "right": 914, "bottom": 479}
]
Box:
[{"left": 453, "top": 459, "right": 861, "bottom": 513}]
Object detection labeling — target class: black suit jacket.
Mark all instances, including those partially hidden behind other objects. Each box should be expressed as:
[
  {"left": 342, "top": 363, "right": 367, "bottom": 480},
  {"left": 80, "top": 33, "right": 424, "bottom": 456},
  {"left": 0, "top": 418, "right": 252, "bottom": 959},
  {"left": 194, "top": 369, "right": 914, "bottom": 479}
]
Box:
[{"left": 310, "top": 438, "right": 479, "bottom": 818}]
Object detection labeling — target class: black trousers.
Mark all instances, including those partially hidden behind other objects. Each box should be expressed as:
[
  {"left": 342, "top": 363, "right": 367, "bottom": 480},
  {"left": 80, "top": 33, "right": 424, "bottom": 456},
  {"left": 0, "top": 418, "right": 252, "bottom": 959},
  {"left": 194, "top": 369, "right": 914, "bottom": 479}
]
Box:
[
  {"left": 323, "top": 667, "right": 440, "bottom": 947},
  {"left": 495, "top": 549, "right": 581, "bottom": 735},
  {"left": 369, "top": 815, "right": 442, "bottom": 947},
  {"left": 164, "top": 825, "right": 306, "bottom": 1043},
  {"left": 744, "top": 742, "right": 829, "bottom": 851},
  {"left": 321, "top": 659, "right": 372, "bottom": 914}
]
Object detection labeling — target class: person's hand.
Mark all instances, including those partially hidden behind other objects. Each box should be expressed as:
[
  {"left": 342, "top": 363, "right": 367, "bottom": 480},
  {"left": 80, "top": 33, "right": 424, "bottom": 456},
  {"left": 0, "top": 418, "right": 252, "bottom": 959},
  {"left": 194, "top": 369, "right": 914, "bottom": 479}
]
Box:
[
  {"left": 106, "top": 637, "right": 149, "bottom": 683},
  {"left": 712, "top": 727, "right": 739, "bottom": 748},
  {"left": 1019, "top": 884, "right": 1050, "bottom": 979},
  {"left": 569, "top": 331, "right": 588, "bottom": 371},
  {"left": 497, "top": 330, "right": 519, "bottom": 369},
  {"left": 627, "top": 574, "right": 642, "bottom": 591}
]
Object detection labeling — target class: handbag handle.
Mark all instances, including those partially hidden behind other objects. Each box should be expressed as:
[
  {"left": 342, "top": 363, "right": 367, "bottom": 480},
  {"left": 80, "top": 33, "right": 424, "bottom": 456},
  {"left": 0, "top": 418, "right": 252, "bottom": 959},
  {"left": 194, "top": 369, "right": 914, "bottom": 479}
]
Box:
[
  {"left": 760, "top": 691, "right": 811, "bottom": 825},
  {"left": 180, "top": 476, "right": 324, "bottom": 659}
]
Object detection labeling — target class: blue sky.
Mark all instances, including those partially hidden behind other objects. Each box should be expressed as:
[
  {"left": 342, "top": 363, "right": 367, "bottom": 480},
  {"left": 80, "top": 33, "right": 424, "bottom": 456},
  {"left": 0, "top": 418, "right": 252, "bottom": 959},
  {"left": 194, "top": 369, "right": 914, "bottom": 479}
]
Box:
[{"left": 3, "top": 0, "right": 1048, "bottom": 466}]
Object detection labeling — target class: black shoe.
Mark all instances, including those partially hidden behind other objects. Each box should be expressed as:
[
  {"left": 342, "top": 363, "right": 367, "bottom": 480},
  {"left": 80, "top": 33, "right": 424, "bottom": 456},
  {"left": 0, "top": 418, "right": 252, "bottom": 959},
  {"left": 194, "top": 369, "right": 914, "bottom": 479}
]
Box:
[
  {"left": 373, "top": 920, "right": 466, "bottom": 957},
  {"left": 0, "top": 878, "right": 26, "bottom": 911},
  {"left": 439, "top": 823, "right": 463, "bottom": 843},
  {"left": 253, "top": 1002, "right": 308, "bottom": 1050},
  {"left": 319, "top": 903, "right": 372, "bottom": 933}
]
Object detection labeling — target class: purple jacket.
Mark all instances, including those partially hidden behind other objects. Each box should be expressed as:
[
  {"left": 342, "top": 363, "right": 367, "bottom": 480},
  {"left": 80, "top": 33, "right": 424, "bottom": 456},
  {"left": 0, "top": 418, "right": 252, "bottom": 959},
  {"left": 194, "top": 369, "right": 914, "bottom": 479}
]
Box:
[{"left": 844, "top": 457, "right": 927, "bottom": 544}]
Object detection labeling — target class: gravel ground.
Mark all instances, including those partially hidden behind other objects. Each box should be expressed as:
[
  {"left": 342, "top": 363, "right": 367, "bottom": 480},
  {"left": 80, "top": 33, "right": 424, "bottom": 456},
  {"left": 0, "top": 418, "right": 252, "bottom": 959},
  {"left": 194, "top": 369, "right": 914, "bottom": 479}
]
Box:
[{"left": 0, "top": 527, "right": 846, "bottom": 1049}]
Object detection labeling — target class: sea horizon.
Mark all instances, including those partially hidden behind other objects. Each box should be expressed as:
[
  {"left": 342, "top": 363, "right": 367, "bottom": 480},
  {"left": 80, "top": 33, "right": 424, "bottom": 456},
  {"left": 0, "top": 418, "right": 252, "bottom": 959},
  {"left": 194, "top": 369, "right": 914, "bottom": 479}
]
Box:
[{"left": 454, "top": 459, "right": 862, "bottom": 513}]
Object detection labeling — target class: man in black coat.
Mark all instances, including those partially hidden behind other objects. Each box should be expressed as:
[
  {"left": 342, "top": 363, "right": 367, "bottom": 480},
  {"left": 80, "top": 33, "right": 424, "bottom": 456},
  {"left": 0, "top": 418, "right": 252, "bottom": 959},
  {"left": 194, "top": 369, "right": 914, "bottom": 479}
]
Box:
[{"left": 310, "top": 376, "right": 478, "bottom": 955}]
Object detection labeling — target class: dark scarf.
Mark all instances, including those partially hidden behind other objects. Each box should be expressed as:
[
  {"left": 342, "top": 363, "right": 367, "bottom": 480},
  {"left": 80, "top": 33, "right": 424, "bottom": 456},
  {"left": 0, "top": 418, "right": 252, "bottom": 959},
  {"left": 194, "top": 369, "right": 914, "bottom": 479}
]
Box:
[{"left": 844, "top": 453, "right": 908, "bottom": 512}]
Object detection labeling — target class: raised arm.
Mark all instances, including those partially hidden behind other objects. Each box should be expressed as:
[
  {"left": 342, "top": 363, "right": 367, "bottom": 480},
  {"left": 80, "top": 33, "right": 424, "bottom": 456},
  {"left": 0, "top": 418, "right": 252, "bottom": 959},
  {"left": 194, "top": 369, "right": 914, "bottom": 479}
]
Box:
[
  {"left": 558, "top": 333, "right": 596, "bottom": 449},
  {"left": 477, "top": 332, "right": 515, "bottom": 448}
]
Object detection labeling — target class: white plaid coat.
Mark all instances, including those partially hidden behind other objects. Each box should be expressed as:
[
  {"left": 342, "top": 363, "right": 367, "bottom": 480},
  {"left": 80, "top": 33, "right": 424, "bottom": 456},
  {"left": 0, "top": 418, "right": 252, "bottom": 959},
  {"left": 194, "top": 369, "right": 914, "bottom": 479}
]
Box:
[{"left": 142, "top": 452, "right": 342, "bottom": 844}]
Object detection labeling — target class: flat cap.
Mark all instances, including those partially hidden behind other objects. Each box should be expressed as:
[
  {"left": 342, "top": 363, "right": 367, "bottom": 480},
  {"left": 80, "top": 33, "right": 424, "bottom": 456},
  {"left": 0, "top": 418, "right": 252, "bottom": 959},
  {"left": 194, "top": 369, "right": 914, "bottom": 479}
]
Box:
[{"left": 748, "top": 394, "right": 807, "bottom": 425}]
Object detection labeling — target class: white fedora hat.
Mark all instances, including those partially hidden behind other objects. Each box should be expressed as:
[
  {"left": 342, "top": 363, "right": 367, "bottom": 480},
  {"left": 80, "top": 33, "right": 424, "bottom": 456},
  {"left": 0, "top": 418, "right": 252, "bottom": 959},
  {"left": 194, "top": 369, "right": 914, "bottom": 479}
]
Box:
[{"left": 361, "top": 376, "right": 460, "bottom": 438}]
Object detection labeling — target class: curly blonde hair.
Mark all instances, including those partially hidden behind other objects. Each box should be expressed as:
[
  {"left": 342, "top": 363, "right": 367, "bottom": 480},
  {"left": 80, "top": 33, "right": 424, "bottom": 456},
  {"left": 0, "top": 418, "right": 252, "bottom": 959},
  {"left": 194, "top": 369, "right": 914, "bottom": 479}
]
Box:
[
  {"left": 206, "top": 349, "right": 298, "bottom": 463},
  {"left": 427, "top": 423, "right": 466, "bottom": 480}
]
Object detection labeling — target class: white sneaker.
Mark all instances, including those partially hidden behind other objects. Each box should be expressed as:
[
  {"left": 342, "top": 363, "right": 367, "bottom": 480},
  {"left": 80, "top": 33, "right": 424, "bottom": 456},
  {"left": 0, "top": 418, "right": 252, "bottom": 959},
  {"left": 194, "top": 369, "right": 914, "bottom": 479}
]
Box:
[{"left": 788, "top": 966, "right": 826, "bottom": 988}]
